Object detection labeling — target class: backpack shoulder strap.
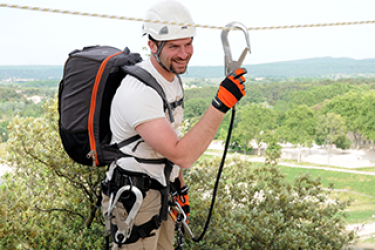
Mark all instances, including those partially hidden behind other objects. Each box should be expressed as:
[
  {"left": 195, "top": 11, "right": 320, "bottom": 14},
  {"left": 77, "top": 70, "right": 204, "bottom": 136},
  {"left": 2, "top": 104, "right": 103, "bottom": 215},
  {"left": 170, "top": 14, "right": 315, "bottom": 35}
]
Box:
[{"left": 121, "top": 65, "right": 174, "bottom": 123}]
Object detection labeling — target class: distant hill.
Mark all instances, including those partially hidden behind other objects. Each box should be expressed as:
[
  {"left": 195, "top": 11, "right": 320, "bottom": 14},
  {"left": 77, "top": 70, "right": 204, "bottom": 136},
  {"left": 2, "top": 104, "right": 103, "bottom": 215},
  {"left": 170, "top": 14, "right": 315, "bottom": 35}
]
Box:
[
  {"left": 1, "top": 57, "right": 375, "bottom": 81},
  {"left": 246, "top": 57, "right": 375, "bottom": 78},
  {"left": 186, "top": 57, "right": 375, "bottom": 79},
  {"left": 0, "top": 66, "right": 62, "bottom": 82}
]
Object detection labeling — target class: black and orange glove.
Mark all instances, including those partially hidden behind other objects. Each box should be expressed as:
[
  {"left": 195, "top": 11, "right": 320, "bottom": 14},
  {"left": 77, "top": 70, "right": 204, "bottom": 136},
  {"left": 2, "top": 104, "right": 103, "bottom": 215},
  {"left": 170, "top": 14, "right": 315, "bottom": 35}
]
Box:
[
  {"left": 172, "top": 185, "right": 190, "bottom": 223},
  {"left": 212, "top": 68, "right": 247, "bottom": 113}
]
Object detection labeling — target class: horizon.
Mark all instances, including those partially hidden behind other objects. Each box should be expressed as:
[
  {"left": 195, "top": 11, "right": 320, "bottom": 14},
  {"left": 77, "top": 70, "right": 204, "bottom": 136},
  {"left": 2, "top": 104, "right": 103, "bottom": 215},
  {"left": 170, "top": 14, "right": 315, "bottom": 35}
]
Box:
[{"left": 1, "top": 56, "right": 375, "bottom": 68}]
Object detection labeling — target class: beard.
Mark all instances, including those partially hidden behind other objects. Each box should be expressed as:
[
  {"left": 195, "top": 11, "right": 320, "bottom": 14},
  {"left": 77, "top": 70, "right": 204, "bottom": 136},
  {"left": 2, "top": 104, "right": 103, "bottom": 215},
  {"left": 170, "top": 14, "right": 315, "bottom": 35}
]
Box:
[{"left": 166, "top": 54, "right": 191, "bottom": 75}]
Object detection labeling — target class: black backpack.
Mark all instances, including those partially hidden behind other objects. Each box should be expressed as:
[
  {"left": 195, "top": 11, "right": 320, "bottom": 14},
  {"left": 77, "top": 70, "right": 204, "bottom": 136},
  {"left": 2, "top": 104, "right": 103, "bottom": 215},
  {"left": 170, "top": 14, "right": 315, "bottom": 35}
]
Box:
[{"left": 58, "top": 45, "right": 177, "bottom": 167}]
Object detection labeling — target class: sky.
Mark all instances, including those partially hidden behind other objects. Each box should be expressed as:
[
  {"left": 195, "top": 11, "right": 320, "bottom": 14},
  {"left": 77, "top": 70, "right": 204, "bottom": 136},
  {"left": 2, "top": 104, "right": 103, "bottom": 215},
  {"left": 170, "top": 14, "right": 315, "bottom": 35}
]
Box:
[{"left": 0, "top": 0, "right": 375, "bottom": 67}]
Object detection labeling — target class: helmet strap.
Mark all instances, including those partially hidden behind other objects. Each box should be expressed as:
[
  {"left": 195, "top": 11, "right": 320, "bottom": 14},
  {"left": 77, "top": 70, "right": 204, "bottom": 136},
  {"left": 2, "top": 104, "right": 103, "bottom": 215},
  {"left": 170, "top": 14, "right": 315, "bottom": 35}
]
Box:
[{"left": 152, "top": 41, "right": 178, "bottom": 75}]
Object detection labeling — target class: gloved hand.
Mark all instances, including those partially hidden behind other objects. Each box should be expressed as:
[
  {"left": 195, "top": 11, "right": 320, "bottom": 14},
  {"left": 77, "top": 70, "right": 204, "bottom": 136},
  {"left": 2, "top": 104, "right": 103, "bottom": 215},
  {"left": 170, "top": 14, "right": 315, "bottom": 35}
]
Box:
[
  {"left": 172, "top": 185, "right": 190, "bottom": 223},
  {"left": 212, "top": 68, "right": 247, "bottom": 113}
]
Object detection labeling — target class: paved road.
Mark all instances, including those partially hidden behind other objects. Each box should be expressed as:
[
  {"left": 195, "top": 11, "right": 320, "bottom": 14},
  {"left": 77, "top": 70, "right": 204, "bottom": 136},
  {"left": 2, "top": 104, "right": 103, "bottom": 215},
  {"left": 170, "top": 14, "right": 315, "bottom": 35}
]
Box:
[{"left": 251, "top": 157, "right": 375, "bottom": 176}]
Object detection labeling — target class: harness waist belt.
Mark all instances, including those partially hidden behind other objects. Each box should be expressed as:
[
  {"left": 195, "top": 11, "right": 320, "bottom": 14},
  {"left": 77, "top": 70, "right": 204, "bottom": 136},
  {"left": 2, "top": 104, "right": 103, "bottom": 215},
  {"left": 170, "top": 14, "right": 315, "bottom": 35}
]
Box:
[{"left": 103, "top": 166, "right": 164, "bottom": 198}]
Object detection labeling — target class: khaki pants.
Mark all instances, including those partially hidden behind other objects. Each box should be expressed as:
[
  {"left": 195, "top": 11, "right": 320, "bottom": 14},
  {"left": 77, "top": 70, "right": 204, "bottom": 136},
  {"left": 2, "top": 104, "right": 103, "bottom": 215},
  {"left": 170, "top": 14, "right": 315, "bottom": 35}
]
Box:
[{"left": 102, "top": 189, "right": 175, "bottom": 250}]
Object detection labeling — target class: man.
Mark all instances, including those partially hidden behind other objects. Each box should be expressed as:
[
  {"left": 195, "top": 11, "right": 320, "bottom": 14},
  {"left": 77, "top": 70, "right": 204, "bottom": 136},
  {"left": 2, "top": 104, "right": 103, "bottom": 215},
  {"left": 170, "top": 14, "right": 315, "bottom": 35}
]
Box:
[{"left": 102, "top": 0, "right": 247, "bottom": 249}]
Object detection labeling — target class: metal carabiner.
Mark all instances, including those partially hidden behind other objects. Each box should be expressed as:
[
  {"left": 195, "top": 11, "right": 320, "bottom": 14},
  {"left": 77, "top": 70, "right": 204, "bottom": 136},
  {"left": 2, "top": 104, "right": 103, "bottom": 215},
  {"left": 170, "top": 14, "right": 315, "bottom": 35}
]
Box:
[
  {"left": 104, "top": 185, "right": 144, "bottom": 244},
  {"left": 221, "top": 21, "right": 251, "bottom": 76},
  {"left": 115, "top": 185, "right": 143, "bottom": 243},
  {"left": 169, "top": 202, "right": 195, "bottom": 239}
]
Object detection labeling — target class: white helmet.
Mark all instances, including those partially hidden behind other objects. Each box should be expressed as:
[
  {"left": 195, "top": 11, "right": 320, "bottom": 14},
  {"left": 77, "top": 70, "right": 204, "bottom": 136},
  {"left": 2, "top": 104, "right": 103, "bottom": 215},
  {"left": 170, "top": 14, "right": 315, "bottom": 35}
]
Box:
[{"left": 143, "top": 0, "right": 196, "bottom": 41}]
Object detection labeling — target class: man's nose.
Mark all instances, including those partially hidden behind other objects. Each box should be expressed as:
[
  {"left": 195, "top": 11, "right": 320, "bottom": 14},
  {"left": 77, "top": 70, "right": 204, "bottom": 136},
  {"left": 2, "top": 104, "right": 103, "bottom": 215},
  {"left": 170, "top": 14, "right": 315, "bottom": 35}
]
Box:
[{"left": 177, "top": 48, "right": 188, "bottom": 59}]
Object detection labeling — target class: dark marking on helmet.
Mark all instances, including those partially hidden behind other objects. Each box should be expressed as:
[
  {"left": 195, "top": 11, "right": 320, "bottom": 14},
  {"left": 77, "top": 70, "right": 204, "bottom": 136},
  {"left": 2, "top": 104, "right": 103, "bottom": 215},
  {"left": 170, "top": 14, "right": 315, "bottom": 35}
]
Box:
[
  {"left": 181, "top": 26, "right": 188, "bottom": 30},
  {"left": 159, "top": 26, "right": 169, "bottom": 35}
]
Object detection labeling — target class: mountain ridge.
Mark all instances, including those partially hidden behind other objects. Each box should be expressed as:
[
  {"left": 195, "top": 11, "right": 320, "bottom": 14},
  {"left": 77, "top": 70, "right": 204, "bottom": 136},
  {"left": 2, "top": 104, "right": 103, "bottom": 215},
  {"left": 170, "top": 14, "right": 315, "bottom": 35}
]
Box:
[{"left": 1, "top": 57, "right": 375, "bottom": 81}]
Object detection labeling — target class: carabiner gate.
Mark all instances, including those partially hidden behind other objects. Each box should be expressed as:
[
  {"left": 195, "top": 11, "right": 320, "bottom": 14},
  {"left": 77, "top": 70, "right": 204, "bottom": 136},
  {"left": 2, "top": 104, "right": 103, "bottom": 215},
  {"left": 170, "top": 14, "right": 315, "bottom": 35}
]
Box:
[
  {"left": 169, "top": 202, "right": 195, "bottom": 239},
  {"left": 104, "top": 185, "right": 144, "bottom": 244},
  {"left": 221, "top": 21, "right": 251, "bottom": 76}
]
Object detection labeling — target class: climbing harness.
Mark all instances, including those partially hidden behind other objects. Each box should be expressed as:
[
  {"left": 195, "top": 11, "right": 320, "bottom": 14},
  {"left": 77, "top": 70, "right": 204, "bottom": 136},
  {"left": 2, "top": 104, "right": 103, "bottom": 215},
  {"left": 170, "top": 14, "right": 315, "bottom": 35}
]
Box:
[
  {"left": 171, "top": 21, "right": 251, "bottom": 248},
  {"left": 102, "top": 161, "right": 173, "bottom": 248}
]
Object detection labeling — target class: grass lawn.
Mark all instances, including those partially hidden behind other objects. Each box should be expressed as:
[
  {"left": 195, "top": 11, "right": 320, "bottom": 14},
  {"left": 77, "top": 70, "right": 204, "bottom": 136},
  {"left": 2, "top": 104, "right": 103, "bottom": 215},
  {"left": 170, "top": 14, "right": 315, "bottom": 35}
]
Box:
[
  {"left": 279, "top": 166, "right": 375, "bottom": 197},
  {"left": 355, "top": 167, "right": 375, "bottom": 173}
]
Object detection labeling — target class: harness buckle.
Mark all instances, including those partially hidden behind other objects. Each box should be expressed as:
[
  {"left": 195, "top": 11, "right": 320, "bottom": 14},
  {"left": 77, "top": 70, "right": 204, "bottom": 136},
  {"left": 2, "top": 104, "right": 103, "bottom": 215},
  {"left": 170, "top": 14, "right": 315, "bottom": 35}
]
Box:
[{"left": 221, "top": 21, "right": 251, "bottom": 76}]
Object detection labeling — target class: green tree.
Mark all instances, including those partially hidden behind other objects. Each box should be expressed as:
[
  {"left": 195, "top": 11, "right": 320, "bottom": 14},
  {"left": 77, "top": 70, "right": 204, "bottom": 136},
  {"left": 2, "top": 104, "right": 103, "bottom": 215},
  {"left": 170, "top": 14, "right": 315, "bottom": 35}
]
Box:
[
  {"left": 315, "top": 113, "right": 348, "bottom": 149},
  {"left": 233, "top": 103, "right": 276, "bottom": 155},
  {"left": 241, "top": 84, "right": 264, "bottom": 104},
  {"left": 184, "top": 97, "right": 209, "bottom": 119},
  {"left": 289, "top": 82, "right": 359, "bottom": 107},
  {"left": 321, "top": 92, "right": 363, "bottom": 149},
  {"left": 279, "top": 105, "right": 316, "bottom": 162},
  {"left": 357, "top": 91, "right": 375, "bottom": 142},
  {"left": 1, "top": 99, "right": 105, "bottom": 249}
]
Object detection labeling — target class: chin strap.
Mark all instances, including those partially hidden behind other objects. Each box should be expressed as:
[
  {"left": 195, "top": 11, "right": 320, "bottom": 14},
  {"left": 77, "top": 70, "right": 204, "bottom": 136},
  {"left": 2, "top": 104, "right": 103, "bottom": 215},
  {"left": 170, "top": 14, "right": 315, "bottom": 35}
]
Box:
[
  {"left": 152, "top": 40, "right": 172, "bottom": 73},
  {"left": 152, "top": 40, "right": 182, "bottom": 75}
]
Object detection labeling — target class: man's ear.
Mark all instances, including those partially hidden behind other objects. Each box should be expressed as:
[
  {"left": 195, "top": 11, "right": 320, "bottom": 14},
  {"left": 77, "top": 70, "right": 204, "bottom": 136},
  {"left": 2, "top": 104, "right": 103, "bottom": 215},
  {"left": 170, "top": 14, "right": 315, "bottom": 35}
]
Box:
[{"left": 148, "top": 40, "right": 158, "bottom": 54}]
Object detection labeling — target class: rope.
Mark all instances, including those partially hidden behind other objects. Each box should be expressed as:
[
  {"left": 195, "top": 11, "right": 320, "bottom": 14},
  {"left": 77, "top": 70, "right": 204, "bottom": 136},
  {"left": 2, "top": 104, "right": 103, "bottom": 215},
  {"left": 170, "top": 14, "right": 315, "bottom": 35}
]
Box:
[{"left": 1, "top": 3, "right": 375, "bottom": 31}]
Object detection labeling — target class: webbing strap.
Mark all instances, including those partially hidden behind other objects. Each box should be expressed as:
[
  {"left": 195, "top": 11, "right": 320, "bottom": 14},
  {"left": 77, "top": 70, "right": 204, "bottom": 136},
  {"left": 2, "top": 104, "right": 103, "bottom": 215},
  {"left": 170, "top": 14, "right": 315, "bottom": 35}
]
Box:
[
  {"left": 170, "top": 98, "right": 184, "bottom": 109},
  {"left": 117, "top": 134, "right": 141, "bottom": 149},
  {"left": 110, "top": 215, "right": 161, "bottom": 245}
]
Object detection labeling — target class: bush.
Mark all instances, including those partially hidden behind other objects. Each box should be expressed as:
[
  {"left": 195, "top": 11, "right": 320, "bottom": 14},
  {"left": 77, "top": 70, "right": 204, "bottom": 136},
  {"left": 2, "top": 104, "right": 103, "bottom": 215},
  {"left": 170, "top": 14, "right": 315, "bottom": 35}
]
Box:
[
  {"left": 184, "top": 155, "right": 355, "bottom": 250},
  {"left": 0, "top": 99, "right": 105, "bottom": 249},
  {"left": 0, "top": 97, "right": 355, "bottom": 249}
]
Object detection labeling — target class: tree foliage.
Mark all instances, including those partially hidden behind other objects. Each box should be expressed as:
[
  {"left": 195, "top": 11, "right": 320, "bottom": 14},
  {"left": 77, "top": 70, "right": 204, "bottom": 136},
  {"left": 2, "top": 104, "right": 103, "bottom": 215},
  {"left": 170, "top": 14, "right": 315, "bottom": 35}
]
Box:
[
  {"left": 278, "top": 105, "right": 316, "bottom": 162},
  {"left": 184, "top": 155, "right": 354, "bottom": 249},
  {"left": 233, "top": 103, "right": 276, "bottom": 155},
  {"left": 0, "top": 97, "right": 356, "bottom": 249},
  {"left": 289, "top": 82, "right": 362, "bottom": 107},
  {"left": 315, "top": 113, "right": 348, "bottom": 150},
  {"left": 0, "top": 99, "right": 105, "bottom": 249},
  {"left": 357, "top": 91, "right": 375, "bottom": 141},
  {"left": 184, "top": 98, "right": 210, "bottom": 120},
  {"left": 320, "top": 92, "right": 363, "bottom": 149}
]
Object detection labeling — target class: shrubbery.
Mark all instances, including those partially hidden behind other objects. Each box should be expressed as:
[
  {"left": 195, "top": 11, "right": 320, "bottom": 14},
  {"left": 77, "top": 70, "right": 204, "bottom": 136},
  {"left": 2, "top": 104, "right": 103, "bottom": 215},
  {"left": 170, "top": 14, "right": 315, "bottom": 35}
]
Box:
[
  {"left": 184, "top": 155, "right": 354, "bottom": 249},
  {"left": 0, "top": 98, "right": 355, "bottom": 249},
  {"left": 1, "top": 99, "right": 105, "bottom": 249}
]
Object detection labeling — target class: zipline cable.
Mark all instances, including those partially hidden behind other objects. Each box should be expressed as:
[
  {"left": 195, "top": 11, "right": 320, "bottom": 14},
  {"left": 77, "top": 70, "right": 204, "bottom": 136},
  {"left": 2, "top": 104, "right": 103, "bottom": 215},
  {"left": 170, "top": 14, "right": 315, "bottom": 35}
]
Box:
[{"left": 1, "top": 3, "right": 375, "bottom": 31}]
